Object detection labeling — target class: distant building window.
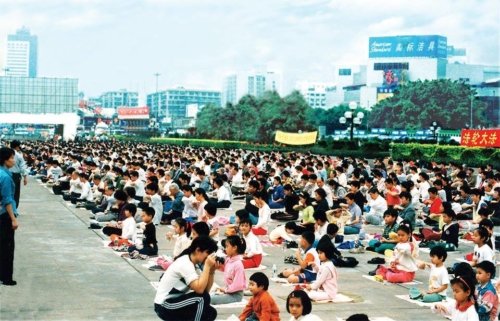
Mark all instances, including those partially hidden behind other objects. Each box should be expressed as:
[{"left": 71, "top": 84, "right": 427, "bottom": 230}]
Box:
[
  {"left": 374, "top": 62, "right": 409, "bottom": 71},
  {"left": 339, "top": 68, "right": 352, "bottom": 76}
]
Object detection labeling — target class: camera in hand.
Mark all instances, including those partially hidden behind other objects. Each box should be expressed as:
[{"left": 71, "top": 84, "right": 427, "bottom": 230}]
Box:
[{"left": 215, "top": 256, "right": 225, "bottom": 264}]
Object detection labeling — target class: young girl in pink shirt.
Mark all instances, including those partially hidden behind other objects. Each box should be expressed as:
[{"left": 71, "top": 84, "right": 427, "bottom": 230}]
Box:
[
  {"left": 305, "top": 236, "right": 338, "bottom": 301},
  {"left": 211, "top": 235, "right": 247, "bottom": 305}
]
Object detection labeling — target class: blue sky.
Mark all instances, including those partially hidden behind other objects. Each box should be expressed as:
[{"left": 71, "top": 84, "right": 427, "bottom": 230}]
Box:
[{"left": 0, "top": 0, "right": 498, "bottom": 100}]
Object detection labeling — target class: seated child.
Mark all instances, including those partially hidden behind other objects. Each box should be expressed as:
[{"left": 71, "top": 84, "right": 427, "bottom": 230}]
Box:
[
  {"left": 127, "top": 207, "right": 158, "bottom": 257},
  {"left": 375, "top": 222, "right": 418, "bottom": 283},
  {"left": 204, "top": 203, "right": 220, "bottom": 242},
  {"left": 470, "top": 226, "right": 495, "bottom": 267},
  {"left": 240, "top": 218, "right": 264, "bottom": 269},
  {"left": 412, "top": 245, "right": 449, "bottom": 302},
  {"left": 280, "top": 231, "right": 319, "bottom": 284},
  {"left": 305, "top": 238, "right": 338, "bottom": 301},
  {"left": 313, "top": 211, "right": 328, "bottom": 240},
  {"left": 475, "top": 261, "right": 498, "bottom": 321},
  {"left": 286, "top": 290, "right": 324, "bottom": 321},
  {"left": 367, "top": 208, "right": 399, "bottom": 254},
  {"left": 432, "top": 275, "right": 479, "bottom": 320},
  {"left": 326, "top": 208, "right": 350, "bottom": 243},
  {"left": 420, "top": 207, "right": 458, "bottom": 251},
  {"left": 269, "top": 221, "right": 300, "bottom": 244},
  {"left": 150, "top": 218, "right": 192, "bottom": 271},
  {"left": 239, "top": 272, "right": 280, "bottom": 321},
  {"left": 107, "top": 203, "right": 137, "bottom": 247},
  {"left": 211, "top": 235, "right": 246, "bottom": 305},
  {"left": 252, "top": 191, "right": 271, "bottom": 236}
]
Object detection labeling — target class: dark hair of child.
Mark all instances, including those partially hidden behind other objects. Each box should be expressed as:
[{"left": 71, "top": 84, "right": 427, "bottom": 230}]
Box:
[
  {"left": 479, "top": 218, "right": 494, "bottom": 231},
  {"left": 450, "top": 275, "right": 478, "bottom": 309},
  {"left": 301, "top": 231, "right": 315, "bottom": 247},
  {"left": 235, "top": 209, "right": 250, "bottom": 221},
  {"left": 249, "top": 272, "right": 269, "bottom": 291},
  {"left": 114, "top": 189, "right": 128, "bottom": 201},
  {"left": 476, "top": 260, "right": 496, "bottom": 279},
  {"left": 316, "top": 238, "right": 336, "bottom": 260},
  {"left": 284, "top": 221, "right": 298, "bottom": 232},
  {"left": 346, "top": 314, "right": 370, "bottom": 321},
  {"left": 239, "top": 218, "right": 253, "bottom": 227},
  {"left": 146, "top": 183, "right": 159, "bottom": 193},
  {"left": 124, "top": 186, "right": 136, "bottom": 198},
  {"left": 123, "top": 203, "right": 137, "bottom": 215},
  {"left": 475, "top": 226, "right": 493, "bottom": 248},
  {"left": 383, "top": 208, "right": 399, "bottom": 218},
  {"left": 313, "top": 210, "right": 327, "bottom": 223},
  {"left": 204, "top": 203, "right": 217, "bottom": 217},
  {"left": 429, "top": 245, "right": 447, "bottom": 261},
  {"left": 174, "top": 218, "right": 192, "bottom": 238},
  {"left": 192, "top": 221, "right": 210, "bottom": 237},
  {"left": 453, "top": 262, "right": 476, "bottom": 280},
  {"left": 181, "top": 184, "right": 193, "bottom": 192},
  {"left": 326, "top": 223, "right": 339, "bottom": 236},
  {"left": 224, "top": 235, "right": 247, "bottom": 254},
  {"left": 397, "top": 220, "right": 412, "bottom": 239},
  {"left": 286, "top": 290, "right": 312, "bottom": 315},
  {"left": 143, "top": 206, "right": 155, "bottom": 217},
  {"left": 175, "top": 235, "right": 217, "bottom": 261}
]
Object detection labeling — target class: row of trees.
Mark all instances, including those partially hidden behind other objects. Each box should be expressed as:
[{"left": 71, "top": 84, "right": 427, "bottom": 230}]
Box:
[
  {"left": 195, "top": 79, "right": 492, "bottom": 143},
  {"left": 196, "top": 91, "right": 314, "bottom": 143}
]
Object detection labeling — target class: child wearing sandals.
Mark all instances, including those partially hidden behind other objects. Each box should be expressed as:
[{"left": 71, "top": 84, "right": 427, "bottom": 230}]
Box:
[
  {"left": 375, "top": 222, "right": 418, "bottom": 283},
  {"left": 210, "top": 235, "right": 247, "bottom": 305},
  {"left": 305, "top": 237, "right": 338, "bottom": 301}
]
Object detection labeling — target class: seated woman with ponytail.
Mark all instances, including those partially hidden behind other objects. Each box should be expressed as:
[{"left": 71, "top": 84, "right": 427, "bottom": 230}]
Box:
[{"left": 154, "top": 236, "right": 219, "bottom": 321}]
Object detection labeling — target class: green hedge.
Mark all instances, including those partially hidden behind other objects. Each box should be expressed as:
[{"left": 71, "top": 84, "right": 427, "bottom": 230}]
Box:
[{"left": 391, "top": 143, "right": 500, "bottom": 167}]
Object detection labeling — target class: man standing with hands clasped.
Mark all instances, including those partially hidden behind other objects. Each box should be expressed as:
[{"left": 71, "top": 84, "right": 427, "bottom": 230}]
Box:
[
  {"left": 0, "top": 147, "right": 19, "bottom": 286},
  {"left": 9, "top": 140, "right": 28, "bottom": 211}
]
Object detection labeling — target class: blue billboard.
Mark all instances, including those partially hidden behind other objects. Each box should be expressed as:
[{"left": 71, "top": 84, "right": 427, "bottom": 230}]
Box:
[{"left": 368, "top": 35, "right": 447, "bottom": 58}]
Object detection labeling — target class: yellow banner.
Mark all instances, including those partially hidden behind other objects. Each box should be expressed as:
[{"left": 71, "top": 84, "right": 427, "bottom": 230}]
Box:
[{"left": 275, "top": 130, "right": 317, "bottom": 145}]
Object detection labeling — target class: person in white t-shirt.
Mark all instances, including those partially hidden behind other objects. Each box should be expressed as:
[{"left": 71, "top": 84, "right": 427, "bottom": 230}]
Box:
[
  {"left": 415, "top": 245, "right": 450, "bottom": 302},
  {"left": 154, "top": 236, "right": 219, "bottom": 321},
  {"left": 180, "top": 185, "right": 198, "bottom": 220}
]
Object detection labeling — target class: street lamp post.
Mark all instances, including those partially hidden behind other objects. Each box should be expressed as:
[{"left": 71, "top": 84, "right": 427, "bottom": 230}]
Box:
[
  {"left": 339, "top": 101, "right": 364, "bottom": 141},
  {"left": 154, "top": 72, "right": 161, "bottom": 121},
  {"left": 429, "top": 121, "right": 441, "bottom": 144}
]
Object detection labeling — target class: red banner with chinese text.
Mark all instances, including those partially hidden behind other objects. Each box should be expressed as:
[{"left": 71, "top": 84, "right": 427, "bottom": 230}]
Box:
[{"left": 461, "top": 129, "right": 500, "bottom": 148}]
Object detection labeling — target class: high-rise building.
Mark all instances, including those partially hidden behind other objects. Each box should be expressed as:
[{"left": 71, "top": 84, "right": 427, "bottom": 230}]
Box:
[
  {"left": 5, "top": 27, "right": 38, "bottom": 78},
  {"left": 223, "top": 70, "right": 283, "bottom": 105},
  {"left": 95, "top": 90, "right": 139, "bottom": 109},
  {"left": 0, "top": 77, "right": 78, "bottom": 113},
  {"left": 146, "top": 87, "right": 221, "bottom": 122},
  {"left": 296, "top": 81, "right": 336, "bottom": 109}
]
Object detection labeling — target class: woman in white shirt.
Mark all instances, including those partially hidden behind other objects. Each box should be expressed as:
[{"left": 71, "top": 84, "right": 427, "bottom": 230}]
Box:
[{"left": 154, "top": 236, "right": 218, "bottom": 321}]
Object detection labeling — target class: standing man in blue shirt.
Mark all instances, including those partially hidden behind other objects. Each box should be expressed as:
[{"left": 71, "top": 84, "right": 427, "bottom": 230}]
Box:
[
  {"left": 0, "top": 147, "right": 19, "bottom": 286},
  {"left": 9, "top": 140, "right": 28, "bottom": 210}
]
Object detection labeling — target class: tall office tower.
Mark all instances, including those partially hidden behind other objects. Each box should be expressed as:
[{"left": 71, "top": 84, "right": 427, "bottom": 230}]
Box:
[{"left": 5, "top": 27, "right": 38, "bottom": 78}]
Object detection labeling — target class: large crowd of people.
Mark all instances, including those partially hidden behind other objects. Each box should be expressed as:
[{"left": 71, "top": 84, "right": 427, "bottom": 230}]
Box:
[{"left": 2, "top": 138, "right": 500, "bottom": 321}]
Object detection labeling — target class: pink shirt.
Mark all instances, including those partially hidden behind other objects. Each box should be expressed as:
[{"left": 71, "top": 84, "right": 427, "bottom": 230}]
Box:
[
  {"left": 224, "top": 255, "right": 247, "bottom": 293},
  {"left": 310, "top": 261, "right": 338, "bottom": 299}
]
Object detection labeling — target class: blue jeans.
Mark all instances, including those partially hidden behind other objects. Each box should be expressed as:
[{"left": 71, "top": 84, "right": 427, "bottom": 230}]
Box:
[{"left": 344, "top": 226, "right": 360, "bottom": 235}]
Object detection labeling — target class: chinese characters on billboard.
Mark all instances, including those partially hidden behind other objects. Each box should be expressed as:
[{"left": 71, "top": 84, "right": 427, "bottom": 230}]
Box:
[
  {"left": 461, "top": 129, "right": 500, "bottom": 148},
  {"left": 369, "top": 35, "right": 447, "bottom": 59}
]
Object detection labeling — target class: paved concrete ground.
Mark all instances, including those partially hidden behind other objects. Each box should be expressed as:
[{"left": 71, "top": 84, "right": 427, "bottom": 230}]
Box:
[{"left": 0, "top": 178, "right": 490, "bottom": 321}]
